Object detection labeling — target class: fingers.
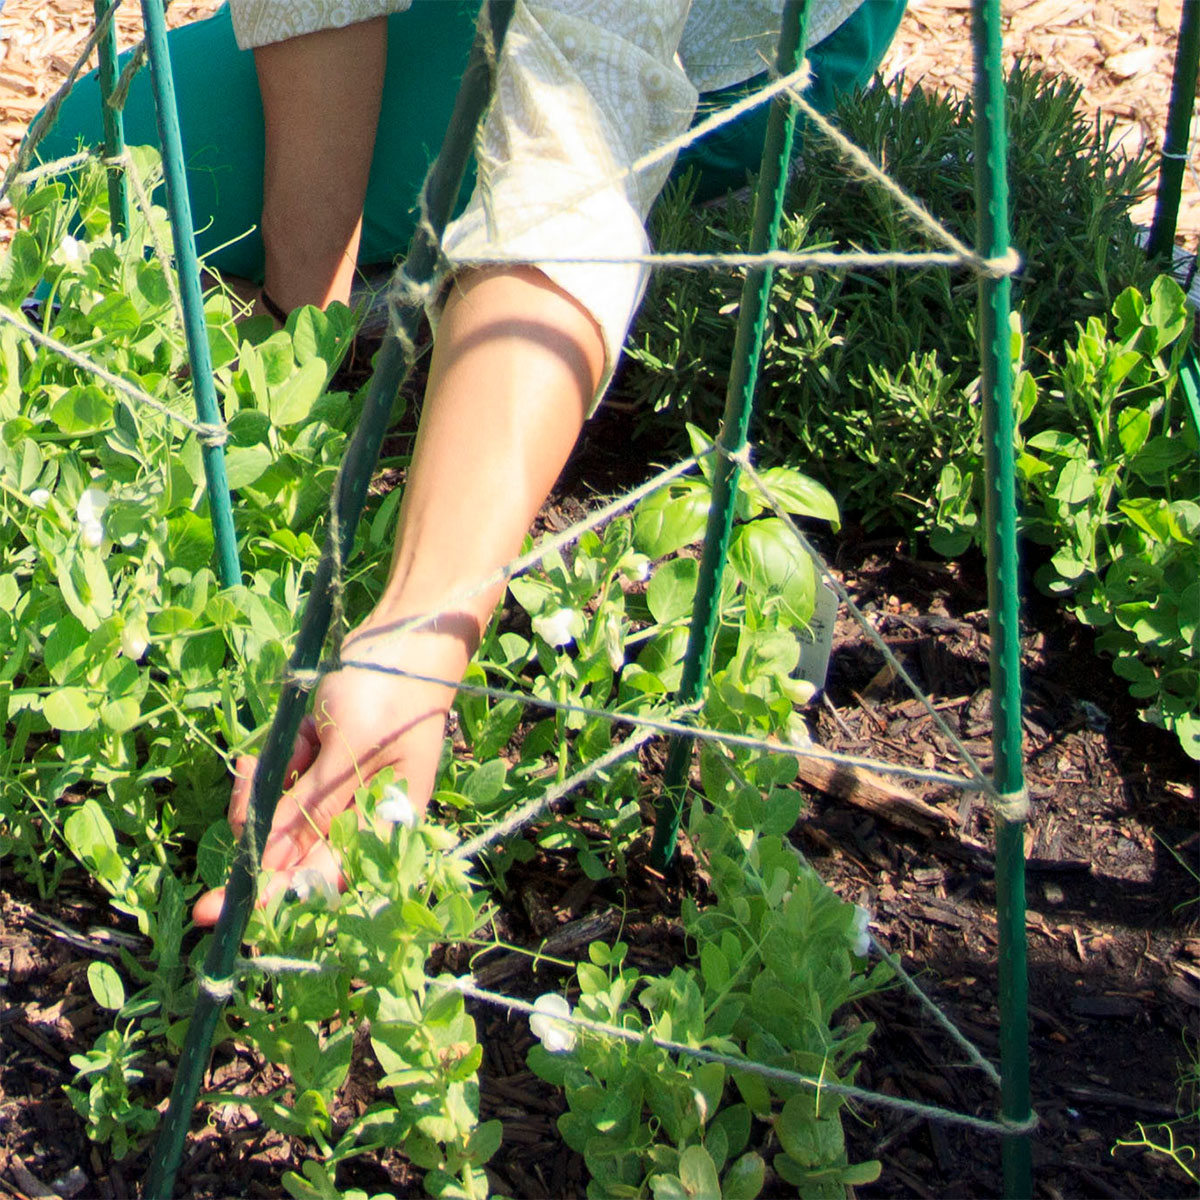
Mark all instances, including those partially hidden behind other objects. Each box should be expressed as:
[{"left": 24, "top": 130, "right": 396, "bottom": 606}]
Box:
[
  {"left": 259, "top": 738, "right": 362, "bottom": 873},
  {"left": 192, "top": 885, "right": 226, "bottom": 928},
  {"left": 227, "top": 756, "right": 255, "bottom": 839},
  {"left": 191, "top": 815, "right": 357, "bottom": 929},
  {"left": 226, "top": 717, "right": 321, "bottom": 838},
  {"left": 256, "top": 833, "right": 347, "bottom": 911}
]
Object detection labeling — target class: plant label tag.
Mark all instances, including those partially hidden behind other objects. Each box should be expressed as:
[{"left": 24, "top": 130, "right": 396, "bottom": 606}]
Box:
[{"left": 797, "top": 581, "right": 838, "bottom": 694}]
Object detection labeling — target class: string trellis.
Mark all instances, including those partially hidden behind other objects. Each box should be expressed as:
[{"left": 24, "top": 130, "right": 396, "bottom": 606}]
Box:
[{"left": 4, "top": 1, "right": 1037, "bottom": 1195}]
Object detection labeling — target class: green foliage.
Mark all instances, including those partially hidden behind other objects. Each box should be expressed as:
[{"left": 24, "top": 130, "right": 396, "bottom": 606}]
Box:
[
  {"left": 527, "top": 794, "right": 889, "bottom": 1199},
  {"left": 209, "top": 777, "right": 499, "bottom": 1200},
  {"left": 934, "top": 278, "right": 1199, "bottom": 757},
  {"left": 625, "top": 67, "right": 1194, "bottom": 756},
  {"left": 0, "top": 155, "right": 392, "bottom": 1170},
  {"left": 1113, "top": 1034, "right": 1200, "bottom": 1184},
  {"left": 623, "top": 66, "right": 1159, "bottom": 532},
  {"left": 443, "top": 450, "right": 837, "bottom": 872},
  {"left": 0, "top": 152, "right": 373, "bottom": 903},
  {"left": 1, "top": 152, "right": 861, "bottom": 1198},
  {"left": 65, "top": 1024, "right": 158, "bottom": 1160}
]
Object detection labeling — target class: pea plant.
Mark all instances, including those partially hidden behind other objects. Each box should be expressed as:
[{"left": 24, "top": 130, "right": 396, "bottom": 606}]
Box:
[
  {"left": 1, "top": 154, "right": 885, "bottom": 1198},
  {"left": 528, "top": 791, "right": 890, "bottom": 1200},
  {"left": 931, "top": 277, "right": 1199, "bottom": 757}
]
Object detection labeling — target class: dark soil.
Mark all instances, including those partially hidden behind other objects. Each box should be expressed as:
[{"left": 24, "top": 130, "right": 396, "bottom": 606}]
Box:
[{"left": 1, "top": 399, "right": 1197, "bottom": 1200}]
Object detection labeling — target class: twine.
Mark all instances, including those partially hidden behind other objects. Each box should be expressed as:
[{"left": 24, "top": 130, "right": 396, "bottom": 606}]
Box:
[
  {"left": 227, "top": 950, "right": 1038, "bottom": 1137},
  {"left": 786, "top": 80, "right": 1020, "bottom": 281},
  {"left": 120, "top": 149, "right": 186, "bottom": 328},
  {"left": 197, "top": 973, "right": 235, "bottom": 1001},
  {"left": 447, "top": 976, "right": 1038, "bottom": 1138},
  {"left": 452, "top": 248, "right": 1018, "bottom": 275},
  {"left": 8, "top": 152, "right": 94, "bottom": 189},
  {"left": 340, "top": 450, "right": 713, "bottom": 656},
  {"left": 304, "top": 657, "right": 988, "bottom": 796},
  {"left": 452, "top": 726, "right": 656, "bottom": 860},
  {"left": 0, "top": 309, "right": 227, "bottom": 445},
  {"left": 867, "top": 933, "right": 1002, "bottom": 1088},
  {"left": 991, "top": 786, "right": 1030, "bottom": 823}
]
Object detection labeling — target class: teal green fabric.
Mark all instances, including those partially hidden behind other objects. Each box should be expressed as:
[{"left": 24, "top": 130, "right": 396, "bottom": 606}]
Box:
[
  {"left": 676, "top": 0, "right": 909, "bottom": 201},
  {"left": 36, "top": 0, "right": 906, "bottom": 278},
  {"left": 37, "top": 2, "right": 478, "bottom": 278}
]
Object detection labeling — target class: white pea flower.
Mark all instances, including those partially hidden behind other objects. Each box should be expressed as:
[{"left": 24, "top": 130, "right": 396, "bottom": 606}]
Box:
[
  {"left": 58, "top": 235, "right": 82, "bottom": 263},
  {"left": 850, "top": 906, "right": 871, "bottom": 958},
  {"left": 77, "top": 486, "right": 109, "bottom": 523},
  {"left": 376, "top": 782, "right": 418, "bottom": 828},
  {"left": 120, "top": 621, "right": 150, "bottom": 661},
  {"left": 532, "top": 607, "right": 583, "bottom": 649},
  {"left": 291, "top": 869, "right": 339, "bottom": 907},
  {"left": 529, "top": 993, "right": 577, "bottom": 1053},
  {"left": 29, "top": 488, "right": 51, "bottom": 509},
  {"left": 76, "top": 486, "right": 110, "bottom": 546}
]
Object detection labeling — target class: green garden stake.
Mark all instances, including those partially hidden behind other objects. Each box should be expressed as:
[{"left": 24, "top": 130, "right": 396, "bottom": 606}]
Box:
[
  {"left": 651, "top": 0, "right": 809, "bottom": 870},
  {"left": 1147, "top": 0, "right": 1199, "bottom": 262},
  {"left": 972, "top": 1, "right": 1033, "bottom": 1195},
  {"left": 1147, "top": 0, "right": 1200, "bottom": 453},
  {"left": 143, "top": 5, "right": 514, "bottom": 1194},
  {"left": 93, "top": 0, "right": 129, "bottom": 235},
  {"left": 139, "top": 0, "right": 240, "bottom": 588}
]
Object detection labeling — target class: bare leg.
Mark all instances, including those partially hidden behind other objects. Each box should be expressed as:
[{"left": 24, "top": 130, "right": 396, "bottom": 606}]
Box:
[
  {"left": 253, "top": 19, "right": 387, "bottom": 313},
  {"left": 193, "top": 267, "right": 604, "bottom": 923}
]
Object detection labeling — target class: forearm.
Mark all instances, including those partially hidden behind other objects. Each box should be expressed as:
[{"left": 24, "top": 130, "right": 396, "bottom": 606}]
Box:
[{"left": 360, "top": 266, "right": 603, "bottom": 650}]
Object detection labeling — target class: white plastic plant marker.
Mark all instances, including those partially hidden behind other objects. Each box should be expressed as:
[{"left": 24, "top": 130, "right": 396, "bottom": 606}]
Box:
[{"left": 797, "top": 580, "right": 838, "bottom": 693}]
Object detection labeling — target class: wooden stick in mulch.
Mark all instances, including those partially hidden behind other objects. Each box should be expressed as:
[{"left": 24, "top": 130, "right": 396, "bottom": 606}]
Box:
[{"left": 791, "top": 751, "right": 959, "bottom": 835}]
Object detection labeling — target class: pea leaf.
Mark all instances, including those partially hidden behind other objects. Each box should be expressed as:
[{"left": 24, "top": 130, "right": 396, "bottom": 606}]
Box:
[
  {"left": 87, "top": 961, "right": 125, "bottom": 1011},
  {"left": 50, "top": 385, "right": 114, "bottom": 434},
  {"left": 646, "top": 556, "right": 698, "bottom": 624},
  {"left": 677, "top": 1145, "right": 720, "bottom": 1200},
  {"left": 197, "top": 819, "right": 237, "bottom": 889},
  {"left": 223, "top": 445, "right": 273, "bottom": 490},
  {"left": 44, "top": 686, "right": 98, "bottom": 732},
  {"left": 269, "top": 359, "right": 327, "bottom": 427},
  {"left": 722, "top": 1151, "right": 765, "bottom": 1200},
  {"left": 167, "top": 511, "right": 215, "bottom": 571}
]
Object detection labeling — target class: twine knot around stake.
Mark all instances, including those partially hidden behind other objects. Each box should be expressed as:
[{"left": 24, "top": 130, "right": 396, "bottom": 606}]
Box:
[
  {"left": 196, "top": 424, "right": 229, "bottom": 448},
  {"left": 387, "top": 267, "right": 440, "bottom": 326},
  {"left": 978, "top": 248, "right": 1021, "bottom": 279},
  {"left": 1000, "top": 1111, "right": 1040, "bottom": 1135},
  {"left": 197, "top": 973, "right": 236, "bottom": 1002},
  {"left": 989, "top": 784, "right": 1030, "bottom": 823}
]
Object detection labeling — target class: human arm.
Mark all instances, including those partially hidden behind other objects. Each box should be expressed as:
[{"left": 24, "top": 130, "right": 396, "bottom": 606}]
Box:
[
  {"left": 193, "top": 264, "right": 602, "bottom": 923},
  {"left": 193, "top": 0, "right": 697, "bottom": 924}
]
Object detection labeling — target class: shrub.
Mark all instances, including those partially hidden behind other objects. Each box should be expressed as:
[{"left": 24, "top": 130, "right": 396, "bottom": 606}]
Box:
[{"left": 621, "top": 65, "right": 1160, "bottom": 535}]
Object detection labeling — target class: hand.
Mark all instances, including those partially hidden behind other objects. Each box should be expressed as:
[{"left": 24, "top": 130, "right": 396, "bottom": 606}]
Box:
[{"left": 191, "top": 611, "right": 477, "bottom": 926}]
